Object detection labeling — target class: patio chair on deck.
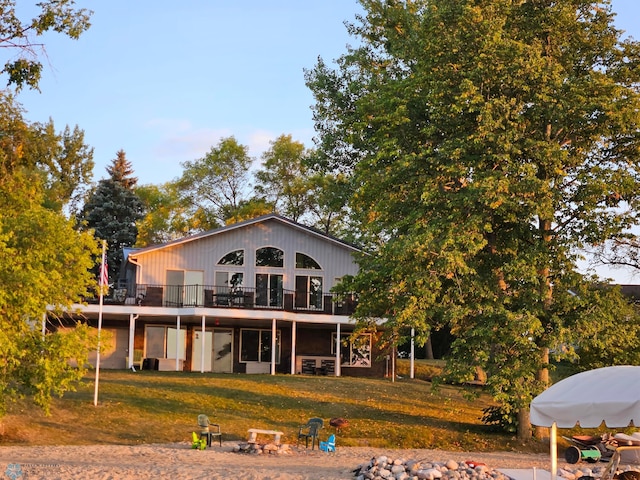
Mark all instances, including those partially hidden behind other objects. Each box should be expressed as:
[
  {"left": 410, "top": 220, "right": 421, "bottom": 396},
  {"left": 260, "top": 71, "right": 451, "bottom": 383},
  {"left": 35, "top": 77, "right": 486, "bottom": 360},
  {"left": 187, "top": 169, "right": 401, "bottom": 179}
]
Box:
[
  {"left": 197, "top": 414, "right": 222, "bottom": 447},
  {"left": 297, "top": 417, "right": 323, "bottom": 449}
]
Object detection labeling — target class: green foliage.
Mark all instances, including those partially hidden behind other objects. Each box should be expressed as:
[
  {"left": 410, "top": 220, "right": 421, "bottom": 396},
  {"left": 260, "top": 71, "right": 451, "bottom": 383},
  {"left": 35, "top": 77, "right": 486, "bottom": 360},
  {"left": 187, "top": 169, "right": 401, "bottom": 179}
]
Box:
[
  {"left": 560, "top": 281, "right": 640, "bottom": 370},
  {"left": 27, "top": 120, "right": 95, "bottom": 213},
  {"left": 305, "top": 169, "right": 354, "bottom": 237},
  {"left": 0, "top": 94, "right": 100, "bottom": 415},
  {"left": 221, "top": 197, "right": 274, "bottom": 224},
  {"left": 255, "top": 134, "right": 312, "bottom": 222},
  {"left": 306, "top": 0, "right": 640, "bottom": 440},
  {"left": 77, "top": 150, "right": 144, "bottom": 284},
  {"left": 481, "top": 405, "right": 517, "bottom": 434},
  {"left": 0, "top": 203, "right": 99, "bottom": 415},
  {"left": 135, "top": 183, "right": 198, "bottom": 246},
  {"left": 0, "top": 0, "right": 92, "bottom": 90},
  {"left": 175, "top": 136, "right": 252, "bottom": 227},
  {"left": 16, "top": 324, "right": 100, "bottom": 415},
  {"left": 0, "top": 93, "right": 93, "bottom": 215}
]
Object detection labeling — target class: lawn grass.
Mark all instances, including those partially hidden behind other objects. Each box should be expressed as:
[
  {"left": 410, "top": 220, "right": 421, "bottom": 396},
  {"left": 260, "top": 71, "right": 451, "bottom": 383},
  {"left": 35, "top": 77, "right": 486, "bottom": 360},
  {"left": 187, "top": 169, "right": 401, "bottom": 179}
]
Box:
[{"left": 0, "top": 369, "right": 553, "bottom": 452}]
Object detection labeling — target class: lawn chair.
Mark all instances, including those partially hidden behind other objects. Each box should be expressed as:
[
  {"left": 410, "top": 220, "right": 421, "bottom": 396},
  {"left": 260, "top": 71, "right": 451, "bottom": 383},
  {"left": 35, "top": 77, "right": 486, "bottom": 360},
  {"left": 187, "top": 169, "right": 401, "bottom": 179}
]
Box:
[
  {"left": 319, "top": 434, "right": 336, "bottom": 453},
  {"left": 191, "top": 431, "right": 206, "bottom": 450},
  {"left": 600, "top": 446, "right": 640, "bottom": 480},
  {"left": 297, "top": 417, "right": 323, "bottom": 449},
  {"left": 197, "top": 414, "right": 222, "bottom": 447},
  {"left": 126, "top": 349, "right": 144, "bottom": 371}
]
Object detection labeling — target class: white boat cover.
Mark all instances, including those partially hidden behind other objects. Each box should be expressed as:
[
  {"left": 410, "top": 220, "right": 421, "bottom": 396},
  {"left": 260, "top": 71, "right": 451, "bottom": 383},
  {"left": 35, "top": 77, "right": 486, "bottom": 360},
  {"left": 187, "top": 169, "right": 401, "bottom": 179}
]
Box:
[{"left": 530, "top": 365, "right": 640, "bottom": 428}]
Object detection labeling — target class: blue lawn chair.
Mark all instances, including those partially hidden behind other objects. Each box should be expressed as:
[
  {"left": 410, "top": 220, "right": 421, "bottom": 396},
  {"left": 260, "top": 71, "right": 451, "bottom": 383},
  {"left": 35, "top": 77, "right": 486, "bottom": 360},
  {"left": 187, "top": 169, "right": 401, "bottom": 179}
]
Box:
[{"left": 319, "top": 434, "right": 336, "bottom": 453}]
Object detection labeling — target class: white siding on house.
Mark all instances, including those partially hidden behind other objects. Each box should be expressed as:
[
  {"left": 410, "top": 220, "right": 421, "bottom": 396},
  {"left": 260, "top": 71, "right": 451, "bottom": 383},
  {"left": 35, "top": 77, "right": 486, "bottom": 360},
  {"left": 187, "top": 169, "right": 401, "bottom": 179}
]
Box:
[{"left": 133, "top": 218, "right": 359, "bottom": 292}]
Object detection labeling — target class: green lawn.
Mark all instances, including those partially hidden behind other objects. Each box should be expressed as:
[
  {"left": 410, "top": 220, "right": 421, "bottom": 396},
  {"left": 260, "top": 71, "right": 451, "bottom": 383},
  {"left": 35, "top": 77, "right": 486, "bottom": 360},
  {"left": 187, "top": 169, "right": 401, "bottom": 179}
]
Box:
[{"left": 0, "top": 368, "right": 554, "bottom": 452}]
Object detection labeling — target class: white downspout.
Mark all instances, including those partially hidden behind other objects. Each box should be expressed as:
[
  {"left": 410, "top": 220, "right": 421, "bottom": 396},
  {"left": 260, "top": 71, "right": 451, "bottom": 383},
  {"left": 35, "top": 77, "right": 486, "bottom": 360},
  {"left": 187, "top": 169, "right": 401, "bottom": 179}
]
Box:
[
  {"left": 128, "top": 255, "right": 142, "bottom": 298},
  {"left": 201, "top": 315, "right": 206, "bottom": 373},
  {"left": 290, "top": 321, "right": 297, "bottom": 375},
  {"left": 176, "top": 315, "right": 181, "bottom": 371},
  {"left": 271, "top": 318, "right": 276, "bottom": 375},
  {"left": 128, "top": 314, "right": 138, "bottom": 369},
  {"left": 335, "top": 323, "right": 341, "bottom": 377}
]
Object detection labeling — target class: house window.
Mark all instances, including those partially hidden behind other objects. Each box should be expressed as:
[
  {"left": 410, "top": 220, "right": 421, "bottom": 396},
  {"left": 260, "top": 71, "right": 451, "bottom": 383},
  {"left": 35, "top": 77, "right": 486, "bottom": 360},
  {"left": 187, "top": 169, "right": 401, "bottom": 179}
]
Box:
[
  {"left": 215, "top": 271, "right": 243, "bottom": 292},
  {"left": 295, "top": 275, "right": 323, "bottom": 309},
  {"left": 240, "top": 328, "right": 281, "bottom": 363},
  {"left": 295, "top": 252, "right": 321, "bottom": 269},
  {"left": 145, "top": 325, "right": 187, "bottom": 360},
  {"left": 255, "top": 247, "right": 284, "bottom": 267},
  {"left": 332, "top": 333, "right": 371, "bottom": 367},
  {"left": 214, "top": 271, "right": 244, "bottom": 305},
  {"left": 255, "top": 273, "right": 283, "bottom": 307},
  {"left": 218, "top": 250, "right": 244, "bottom": 266}
]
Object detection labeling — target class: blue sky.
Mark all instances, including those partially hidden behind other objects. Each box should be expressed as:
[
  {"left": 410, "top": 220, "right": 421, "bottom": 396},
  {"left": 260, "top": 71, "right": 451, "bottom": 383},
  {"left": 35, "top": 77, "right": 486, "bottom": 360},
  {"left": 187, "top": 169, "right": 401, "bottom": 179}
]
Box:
[
  {"left": 15, "top": 1, "right": 365, "bottom": 184},
  {"left": 9, "top": 0, "right": 640, "bottom": 283}
]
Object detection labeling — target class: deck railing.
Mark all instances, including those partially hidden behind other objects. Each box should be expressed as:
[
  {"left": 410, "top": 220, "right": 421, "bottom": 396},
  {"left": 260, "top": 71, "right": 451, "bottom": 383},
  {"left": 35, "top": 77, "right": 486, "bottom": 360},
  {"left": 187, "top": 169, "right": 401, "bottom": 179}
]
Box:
[{"left": 97, "top": 283, "right": 357, "bottom": 316}]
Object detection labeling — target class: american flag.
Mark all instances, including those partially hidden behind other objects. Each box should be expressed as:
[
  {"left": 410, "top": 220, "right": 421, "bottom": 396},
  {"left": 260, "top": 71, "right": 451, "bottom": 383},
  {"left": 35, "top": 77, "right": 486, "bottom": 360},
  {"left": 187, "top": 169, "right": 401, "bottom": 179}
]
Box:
[{"left": 100, "top": 256, "right": 109, "bottom": 287}]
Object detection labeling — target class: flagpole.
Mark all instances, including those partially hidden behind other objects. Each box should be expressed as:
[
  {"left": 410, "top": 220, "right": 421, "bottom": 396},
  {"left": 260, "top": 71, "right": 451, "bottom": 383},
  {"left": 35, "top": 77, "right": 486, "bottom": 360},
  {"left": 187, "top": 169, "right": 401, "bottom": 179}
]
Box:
[{"left": 94, "top": 240, "right": 107, "bottom": 407}]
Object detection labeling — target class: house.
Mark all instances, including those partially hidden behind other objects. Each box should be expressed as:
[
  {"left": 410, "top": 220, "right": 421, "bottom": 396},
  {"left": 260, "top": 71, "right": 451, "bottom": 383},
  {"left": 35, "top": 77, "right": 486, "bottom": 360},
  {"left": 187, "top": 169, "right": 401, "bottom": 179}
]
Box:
[{"left": 56, "top": 214, "right": 387, "bottom": 377}]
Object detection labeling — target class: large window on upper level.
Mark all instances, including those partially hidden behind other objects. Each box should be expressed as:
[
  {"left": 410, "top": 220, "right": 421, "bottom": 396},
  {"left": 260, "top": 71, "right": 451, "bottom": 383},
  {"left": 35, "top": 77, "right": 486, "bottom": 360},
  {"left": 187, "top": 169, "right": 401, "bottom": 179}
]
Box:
[
  {"left": 295, "top": 253, "right": 323, "bottom": 309},
  {"left": 295, "top": 252, "right": 321, "bottom": 269},
  {"left": 295, "top": 275, "right": 323, "bottom": 309},
  {"left": 218, "top": 249, "right": 244, "bottom": 266},
  {"left": 255, "top": 247, "right": 283, "bottom": 267}
]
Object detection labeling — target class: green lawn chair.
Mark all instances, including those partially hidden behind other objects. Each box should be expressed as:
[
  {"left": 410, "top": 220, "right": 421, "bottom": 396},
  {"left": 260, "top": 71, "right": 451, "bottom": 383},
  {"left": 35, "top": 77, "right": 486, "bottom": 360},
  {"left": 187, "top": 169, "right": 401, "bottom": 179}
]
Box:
[{"left": 297, "top": 417, "right": 323, "bottom": 449}]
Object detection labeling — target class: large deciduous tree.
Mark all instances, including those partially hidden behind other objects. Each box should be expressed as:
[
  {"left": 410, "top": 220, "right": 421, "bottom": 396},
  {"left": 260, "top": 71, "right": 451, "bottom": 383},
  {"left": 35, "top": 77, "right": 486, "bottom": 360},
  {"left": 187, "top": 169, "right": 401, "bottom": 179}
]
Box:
[
  {"left": 175, "top": 136, "right": 253, "bottom": 227},
  {"left": 135, "top": 183, "right": 196, "bottom": 246},
  {"left": 0, "top": 0, "right": 96, "bottom": 419},
  {"left": 255, "top": 134, "right": 312, "bottom": 222},
  {"left": 306, "top": 0, "right": 640, "bottom": 440},
  {"left": 254, "top": 134, "right": 354, "bottom": 235},
  {"left": 77, "top": 150, "right": 144, "bottom": 284},
  {"left": 0, "top": 0, "right": 92, "bottom": 90},
  {"left": 27, "top": 119, "right": 95, "bottom": 213},
  {"left": 0, "top": 92, "right": 99, "bottom": 416}
]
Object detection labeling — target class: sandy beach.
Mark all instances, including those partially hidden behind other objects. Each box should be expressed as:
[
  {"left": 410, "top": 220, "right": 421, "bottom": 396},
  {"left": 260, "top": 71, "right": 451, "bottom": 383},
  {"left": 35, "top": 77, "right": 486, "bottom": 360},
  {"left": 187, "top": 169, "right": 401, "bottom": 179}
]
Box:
[{"left": 0, "top": 442, "right": 558, "bottom": 480}]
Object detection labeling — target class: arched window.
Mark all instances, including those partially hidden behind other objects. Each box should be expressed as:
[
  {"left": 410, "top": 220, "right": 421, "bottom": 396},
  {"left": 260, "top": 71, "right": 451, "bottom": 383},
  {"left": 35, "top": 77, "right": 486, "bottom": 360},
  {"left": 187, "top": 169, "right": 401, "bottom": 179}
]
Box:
[
  {"left": 295, "top": 252, "right": 321, "bottom": 269},
  {"left": 218, "top": 250, "right": 244, "bottom": 266},
  {"left": 255, "top": 247, "right": 284, "bottom": 267}
]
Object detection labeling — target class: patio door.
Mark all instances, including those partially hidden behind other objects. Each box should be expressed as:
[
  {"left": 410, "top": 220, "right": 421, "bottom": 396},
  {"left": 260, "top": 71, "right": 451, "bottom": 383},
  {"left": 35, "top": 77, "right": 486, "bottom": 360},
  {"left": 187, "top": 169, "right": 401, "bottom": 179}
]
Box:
[
  {"left": 165, "top": 270, "right": 204, "bottom": 306},
  {"left": 212, "top": 329, "right": 233, "bottom": 373},
  {"left": 255, "top": 273, "right": 283, "bottom": 307},
  {"left": 192, "top": 329, "right": 233, "bottom": 373},
  {"left": 192, "top": 330, "right": 212, "bottom": 371}
]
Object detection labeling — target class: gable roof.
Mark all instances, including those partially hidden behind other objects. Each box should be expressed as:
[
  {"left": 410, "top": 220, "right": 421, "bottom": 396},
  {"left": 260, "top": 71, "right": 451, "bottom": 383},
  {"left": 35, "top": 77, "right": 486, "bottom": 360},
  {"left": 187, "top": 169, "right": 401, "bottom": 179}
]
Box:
[{"left": 128, "top": 214, "right": 361, "bottom": 259}]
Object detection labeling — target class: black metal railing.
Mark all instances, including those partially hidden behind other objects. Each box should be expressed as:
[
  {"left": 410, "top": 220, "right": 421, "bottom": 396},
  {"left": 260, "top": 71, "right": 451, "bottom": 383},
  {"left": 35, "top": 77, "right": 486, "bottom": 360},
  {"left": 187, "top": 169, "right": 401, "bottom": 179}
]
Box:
[{"left": 97, "top": 283, "right": 358, "bottom": 316}]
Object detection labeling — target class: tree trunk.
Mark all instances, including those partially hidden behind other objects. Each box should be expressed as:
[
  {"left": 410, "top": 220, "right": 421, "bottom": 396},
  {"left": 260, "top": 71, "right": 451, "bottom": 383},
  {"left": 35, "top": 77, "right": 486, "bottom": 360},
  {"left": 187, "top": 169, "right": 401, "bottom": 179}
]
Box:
[
  {"left": 517, "top": 407, "right": 532, "bottom": 442},
  {"left": 534, "top": 347, "right": 550, "bottom": 439},
  {"left": 534, "top": 216, "right": 554, "bottom": 439},
  {"left": 425, "top": 336, "right": 434, "bottom": 360}
]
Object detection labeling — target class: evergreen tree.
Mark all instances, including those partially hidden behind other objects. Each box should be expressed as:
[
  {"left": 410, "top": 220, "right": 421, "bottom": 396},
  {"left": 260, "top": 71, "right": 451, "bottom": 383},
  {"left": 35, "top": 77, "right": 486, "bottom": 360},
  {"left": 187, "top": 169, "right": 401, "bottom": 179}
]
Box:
[{"left": 78, "top": 150, "right": 144, "bottom": 285}]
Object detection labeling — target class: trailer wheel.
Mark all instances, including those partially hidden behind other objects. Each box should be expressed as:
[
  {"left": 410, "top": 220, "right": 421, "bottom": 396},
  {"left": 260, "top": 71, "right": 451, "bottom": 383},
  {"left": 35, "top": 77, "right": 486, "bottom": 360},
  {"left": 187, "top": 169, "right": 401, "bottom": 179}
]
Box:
[{"left": 565, "top": 446, "right": 582, "bottom": 464}]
